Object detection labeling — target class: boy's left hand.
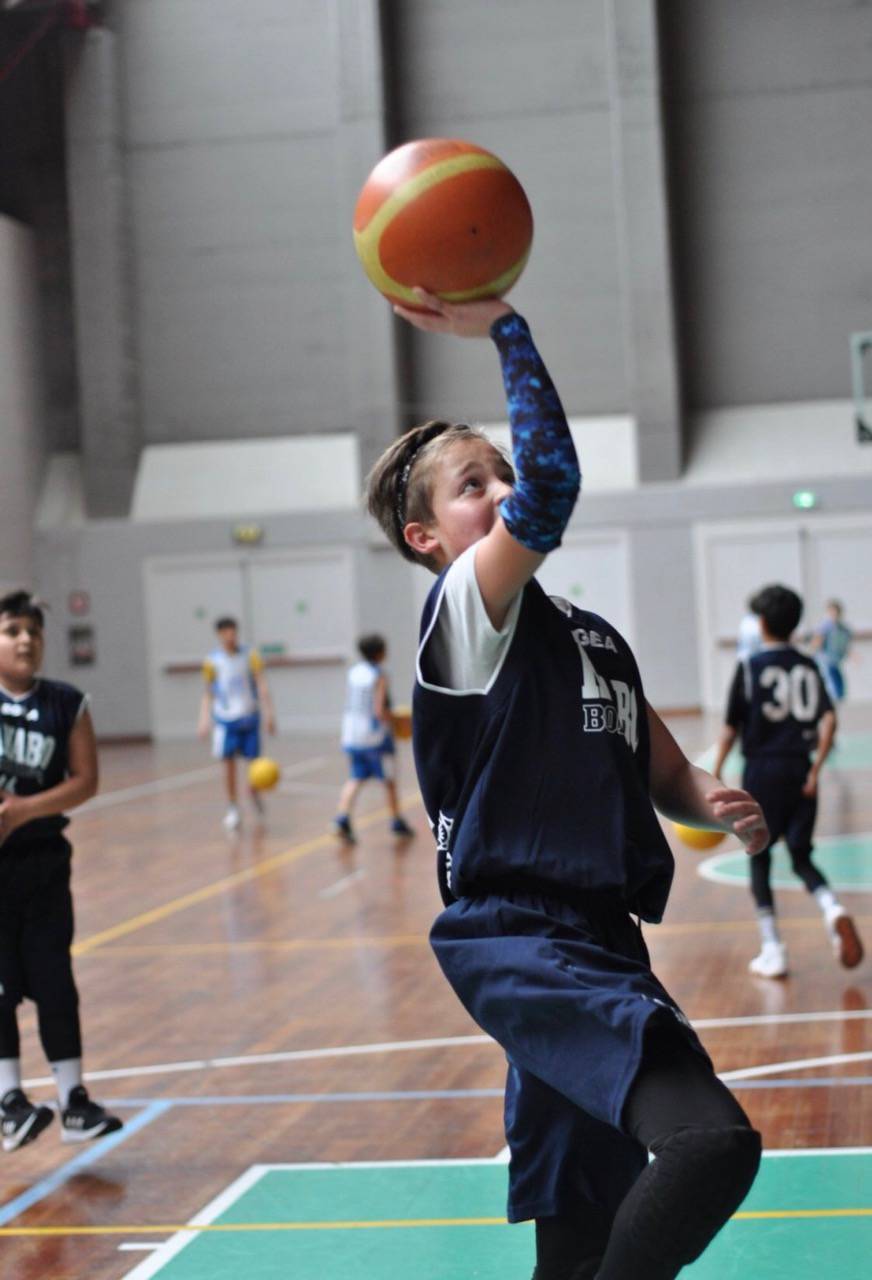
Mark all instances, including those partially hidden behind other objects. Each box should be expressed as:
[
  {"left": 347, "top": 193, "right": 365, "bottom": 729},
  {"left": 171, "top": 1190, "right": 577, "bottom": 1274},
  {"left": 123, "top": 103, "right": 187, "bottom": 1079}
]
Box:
[
  {"left": 706, "top": 786, "right": 769, "bottom": 855},
  {"left": 0, "top": 791, "right": 32, "bottom": 845},
  {"left": 393, "top": 287, "right": 513, "bottom": 337}
]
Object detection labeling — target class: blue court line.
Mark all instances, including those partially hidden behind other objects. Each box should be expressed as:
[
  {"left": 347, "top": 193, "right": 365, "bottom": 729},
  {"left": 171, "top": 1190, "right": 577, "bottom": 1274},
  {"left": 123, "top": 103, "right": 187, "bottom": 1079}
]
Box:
[
  {"left": 96, "top": 1079, "right": 872, "bottom": 1109},
  {"left": 0, "top": 1099, "right": 171, "bottom": 1227},
  {"left": 101, "top": 1089, "right": 506, "bottom": 1107}
]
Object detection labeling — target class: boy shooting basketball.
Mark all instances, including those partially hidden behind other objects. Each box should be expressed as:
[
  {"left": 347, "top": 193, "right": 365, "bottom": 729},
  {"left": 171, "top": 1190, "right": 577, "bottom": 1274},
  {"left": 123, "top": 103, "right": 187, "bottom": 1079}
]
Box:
[{"left": 367, "top": 289, "right": 769, "bottom": 1279}]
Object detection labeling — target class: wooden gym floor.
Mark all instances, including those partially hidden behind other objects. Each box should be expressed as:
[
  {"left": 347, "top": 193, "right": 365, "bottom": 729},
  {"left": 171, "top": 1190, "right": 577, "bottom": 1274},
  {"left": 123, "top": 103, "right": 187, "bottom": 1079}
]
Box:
[{"left": 1, "top": 706, "right": 870, "bottom": 1279}]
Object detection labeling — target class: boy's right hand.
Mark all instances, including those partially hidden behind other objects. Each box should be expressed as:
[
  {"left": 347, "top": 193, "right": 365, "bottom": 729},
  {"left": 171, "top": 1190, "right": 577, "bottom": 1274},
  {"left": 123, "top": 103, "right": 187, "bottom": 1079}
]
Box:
[{"left": 393, "top": 287, "right": 513, "bottom": 337}]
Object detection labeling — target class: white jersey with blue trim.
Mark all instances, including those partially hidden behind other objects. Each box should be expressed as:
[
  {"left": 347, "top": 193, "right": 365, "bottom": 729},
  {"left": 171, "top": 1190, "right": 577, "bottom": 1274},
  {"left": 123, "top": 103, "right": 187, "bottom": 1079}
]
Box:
[
  {"left": 341, "top": 661, "right": 388, "bottom": 750},
  {"left": 203, "top": 645, "right": 261, "bottom": 724}
]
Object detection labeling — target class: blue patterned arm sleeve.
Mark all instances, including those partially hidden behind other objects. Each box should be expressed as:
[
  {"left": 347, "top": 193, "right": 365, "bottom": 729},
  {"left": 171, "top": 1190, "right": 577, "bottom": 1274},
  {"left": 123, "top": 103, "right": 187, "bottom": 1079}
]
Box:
[{"left": 490, "top": 312, "right": 581, "bottom": 553}]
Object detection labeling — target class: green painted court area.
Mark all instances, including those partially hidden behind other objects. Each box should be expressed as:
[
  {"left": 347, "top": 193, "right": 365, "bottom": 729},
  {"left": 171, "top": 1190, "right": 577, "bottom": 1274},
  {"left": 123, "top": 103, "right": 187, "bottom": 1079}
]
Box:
[
  {"left": 697, "top": 731, "right": 872, "bottom": 777},
  {"left": 699, "top": 832, "right": 872, "bottom": 891},
  {"left": 123, "top": 1151, "right": 872, "bottom": 1280}
]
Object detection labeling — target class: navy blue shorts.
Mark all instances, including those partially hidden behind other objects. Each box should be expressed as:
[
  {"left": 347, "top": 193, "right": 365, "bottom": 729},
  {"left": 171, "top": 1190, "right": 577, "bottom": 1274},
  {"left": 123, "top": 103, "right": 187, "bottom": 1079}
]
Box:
[
  {"left": 744, "top": 757, "right": 816, "bottom": 856},
  {"left": 212, "top": 715, "right": 260, "bottom": 760},
  {"left": 430, "top": 888, "right": 708, "bottom": 1222}
]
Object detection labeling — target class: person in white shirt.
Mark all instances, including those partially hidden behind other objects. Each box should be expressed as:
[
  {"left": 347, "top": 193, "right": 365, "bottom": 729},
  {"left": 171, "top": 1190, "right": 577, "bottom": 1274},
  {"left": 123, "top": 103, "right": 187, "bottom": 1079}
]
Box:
[
  {"left": 197, "top": 616, "right": 275, "bottom": 830},
  {"left": 333, "top": 634, "right": 414, "bottom": 843}
]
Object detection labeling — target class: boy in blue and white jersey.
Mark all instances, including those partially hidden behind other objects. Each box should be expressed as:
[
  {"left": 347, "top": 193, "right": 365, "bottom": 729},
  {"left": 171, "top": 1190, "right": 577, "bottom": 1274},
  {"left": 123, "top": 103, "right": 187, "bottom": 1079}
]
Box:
[
  {"left": 0, "top": 590, "right": 122, "bottom": 1151},
  {"left": 713, "top": 585, "right": 863, "bottom": 978},
  {"left": 333, "top": 634, "right": 413, "bottom": 843},
  {"left": 198, "top": 616, "right": 275, "bottom": 830},
  {"left": 365, "top": 288, "right": 769, "bottom": 1280}
]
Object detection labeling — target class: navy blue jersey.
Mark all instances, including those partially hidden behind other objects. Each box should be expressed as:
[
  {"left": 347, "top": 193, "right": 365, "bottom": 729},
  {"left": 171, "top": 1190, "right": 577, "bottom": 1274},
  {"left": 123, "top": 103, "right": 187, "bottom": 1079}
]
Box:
[
  {"left": 413, "top": 576, "right": 674, "bottom": 922},
  {"left": 725, "top": 645, "right": 832, "bottom": 760},
  {"left": 0, "top": 678, "right": 87, "bottom": 849}
]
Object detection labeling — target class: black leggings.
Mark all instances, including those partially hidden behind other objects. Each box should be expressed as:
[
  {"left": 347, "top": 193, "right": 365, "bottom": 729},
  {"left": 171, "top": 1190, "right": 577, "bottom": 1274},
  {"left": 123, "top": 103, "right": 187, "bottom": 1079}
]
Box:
[
  {"left": 534, "top": 1029, "right": 761, "bottom": 1280},
  {"left": 750, "top": 845, "right": 827, "bottom": 912}
]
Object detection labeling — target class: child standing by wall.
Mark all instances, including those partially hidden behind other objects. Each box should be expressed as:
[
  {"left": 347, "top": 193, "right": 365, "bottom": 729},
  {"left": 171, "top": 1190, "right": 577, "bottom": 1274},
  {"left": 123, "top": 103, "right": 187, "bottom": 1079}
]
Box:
[
  {"left": 713, "top": 584, "right": 863, "bottom": 978},
  {"left": 365, "top": 288, "right": 769, "bottom": 1280},
  {"left": 0, "top": 590, "right": 122, "bottom": 1151}
]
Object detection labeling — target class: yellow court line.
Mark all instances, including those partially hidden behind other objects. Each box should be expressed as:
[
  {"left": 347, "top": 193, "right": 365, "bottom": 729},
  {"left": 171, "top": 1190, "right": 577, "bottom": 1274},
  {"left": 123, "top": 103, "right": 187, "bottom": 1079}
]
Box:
[
  {"left": 2, "top": 1208, "right": 871, "bottom": 1237},
  {"left": 83, "top": 935, "right": 428, "bottom": 956},
  {"left": 81, "top": 914, "right": 872, "bottom": 956},
  {"left": 72, "top": 792, "right": 422, "bottom": 955}
]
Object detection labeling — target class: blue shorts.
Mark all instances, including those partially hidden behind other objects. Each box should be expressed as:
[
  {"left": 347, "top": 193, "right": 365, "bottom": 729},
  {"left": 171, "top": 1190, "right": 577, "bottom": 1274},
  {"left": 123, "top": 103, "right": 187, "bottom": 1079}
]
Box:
[
  {"left": 429, "top": 887, "right": 708, "bottom": 1222},
  {"left": 345, "top": 745, "right": 394, "bottom": 781},
  {"left": 213, "top": 715, "right": 261, "bottom": 760}
]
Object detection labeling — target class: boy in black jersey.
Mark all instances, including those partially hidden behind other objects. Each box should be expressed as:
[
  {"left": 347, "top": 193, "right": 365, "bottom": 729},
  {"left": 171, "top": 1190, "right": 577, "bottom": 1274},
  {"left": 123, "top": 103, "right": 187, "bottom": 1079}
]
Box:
[
  {"left": 366, "top": 289, "right": 769, "bottom": 1280},
  {"left": 713, "top": 584, "right": 863, "bottom": 979},
  {"left": 0, "top": 591, "right": 122, "bottom": 1151}
]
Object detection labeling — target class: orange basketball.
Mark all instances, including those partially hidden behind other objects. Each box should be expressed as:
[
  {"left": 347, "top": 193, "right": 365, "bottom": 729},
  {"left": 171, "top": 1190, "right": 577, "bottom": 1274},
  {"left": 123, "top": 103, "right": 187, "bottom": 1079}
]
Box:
[{"left": 353, "top": 139, "right": 533, "bottom": 309}]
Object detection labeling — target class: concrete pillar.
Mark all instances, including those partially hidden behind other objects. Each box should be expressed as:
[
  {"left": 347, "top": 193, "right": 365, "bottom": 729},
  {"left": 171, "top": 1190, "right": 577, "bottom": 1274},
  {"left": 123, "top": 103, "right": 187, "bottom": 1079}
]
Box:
[
  {"left": 64, "top": 26, "right": 140, "bottom": 517},
  {"left": 605, "top": 0, "right": 682, "bottom": 481},
  {"left": 333, "top": 0, "right": 403, "bottom": 490}
]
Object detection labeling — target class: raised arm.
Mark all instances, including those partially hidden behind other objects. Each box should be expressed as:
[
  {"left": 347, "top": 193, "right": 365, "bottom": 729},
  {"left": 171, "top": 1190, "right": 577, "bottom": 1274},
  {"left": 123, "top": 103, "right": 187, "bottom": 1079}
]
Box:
[{"left": 394, "top": 289, "right": 581, "bottom": 627}]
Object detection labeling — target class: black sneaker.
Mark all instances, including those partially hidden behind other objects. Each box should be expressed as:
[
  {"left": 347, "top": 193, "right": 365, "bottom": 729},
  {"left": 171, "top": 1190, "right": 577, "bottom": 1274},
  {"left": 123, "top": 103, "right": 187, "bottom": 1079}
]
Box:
[
  {"left": 390, "top": 816, "right": 415, "bottom": 838},
  {"left": 1, "top": 1088, "right": 54, "bottom": 1152},
  {"left": 332, "top": 814, "right": 356, "bottom": 843},
  {"left": 61, "top": 1085, "right": 123, "bottom": 1143}
]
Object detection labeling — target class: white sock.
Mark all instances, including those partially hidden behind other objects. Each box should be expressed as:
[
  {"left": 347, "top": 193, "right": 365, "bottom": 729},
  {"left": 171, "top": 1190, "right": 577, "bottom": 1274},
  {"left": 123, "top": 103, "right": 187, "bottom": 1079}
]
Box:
[
  {"left": 757, "top": 911, "right": 781, "bottom": 946},
  {"left": 50, "top": 1058, "right": 83, "bottom": 1108},
  {"left": 0, "top": 1059, "right": 21, "bottom": 1099},
  {"left": 814, "top": 886, "right": 839, "bottom": 916}
]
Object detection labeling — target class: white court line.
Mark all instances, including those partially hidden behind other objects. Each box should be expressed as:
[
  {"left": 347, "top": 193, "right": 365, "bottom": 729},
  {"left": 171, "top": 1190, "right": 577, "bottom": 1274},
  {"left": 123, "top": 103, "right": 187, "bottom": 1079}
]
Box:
[
  {"left": 119, "top": 1164, "right": 270, "bottom": 1280},
  {"left": 721, "top": 1050, "right": 872, "bottom": 1083},
  {"left": 319, "top": 869, "right": 367, "bottom": 899},
  {"left": 80, "top": 756, "right": 327, "bottom": 813},
  {"left": 118, "top": 1243, "right": 162, "bottom": 1252},
  {"left": 22, "top": 1009, "right": 872, "bottom": 1092}
]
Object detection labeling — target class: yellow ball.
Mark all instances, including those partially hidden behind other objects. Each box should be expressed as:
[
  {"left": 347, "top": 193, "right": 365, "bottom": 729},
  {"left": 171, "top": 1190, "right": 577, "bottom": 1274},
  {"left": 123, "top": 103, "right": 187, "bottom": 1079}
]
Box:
[
  {"left": 671, "top": 822, "right": 726, "bottom": 851},
  {"left": 248, "top": 757, "right": 280, "bottom": 791}
]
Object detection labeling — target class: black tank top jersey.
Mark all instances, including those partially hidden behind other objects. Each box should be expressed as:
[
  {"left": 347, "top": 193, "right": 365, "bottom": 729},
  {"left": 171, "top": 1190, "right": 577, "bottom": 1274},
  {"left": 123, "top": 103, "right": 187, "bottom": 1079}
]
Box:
[
  {"left": 0, "top": 678, "right": 87, "bottom": 849},
  {"left": 725, "top": 645, "right": 832, "bottom": 760},
  {"left": 412, "top": 575, "right": 675, "bottom": 922}
]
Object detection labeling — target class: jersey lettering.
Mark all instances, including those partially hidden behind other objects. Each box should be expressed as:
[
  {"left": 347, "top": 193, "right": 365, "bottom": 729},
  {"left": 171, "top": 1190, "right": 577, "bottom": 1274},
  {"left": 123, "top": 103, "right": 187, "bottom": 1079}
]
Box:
[
  {"left": 760, "top": 664, "right": 819, "bottom": 723},
  {"left": 0, "top": 725, "right": 57, "bottom": 771},
  {"left": 573, "top": 632, "right": 639, "bottom": 750}
]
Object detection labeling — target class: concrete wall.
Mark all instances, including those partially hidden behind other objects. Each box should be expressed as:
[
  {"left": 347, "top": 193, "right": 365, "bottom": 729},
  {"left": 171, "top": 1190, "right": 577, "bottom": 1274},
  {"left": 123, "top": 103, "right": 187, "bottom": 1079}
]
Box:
[
  {"left": 0, "top": 217, "right": 44, "bottom": 592},
  {"left": 661, "top": 0, "right": 872, "bottom": 409}
]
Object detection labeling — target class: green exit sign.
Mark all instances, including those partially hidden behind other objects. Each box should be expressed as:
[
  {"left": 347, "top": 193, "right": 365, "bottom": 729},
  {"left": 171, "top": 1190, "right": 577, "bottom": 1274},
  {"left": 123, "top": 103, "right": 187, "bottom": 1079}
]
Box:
[{"left": 792, "top": 489, "right": 817, "bottom": 510}]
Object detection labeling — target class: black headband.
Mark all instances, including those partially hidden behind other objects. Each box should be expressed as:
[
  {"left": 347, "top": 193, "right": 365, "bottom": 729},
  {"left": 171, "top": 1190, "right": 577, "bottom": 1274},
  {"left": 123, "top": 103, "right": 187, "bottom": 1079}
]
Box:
[{"left": 393, "top": 423, "right": 450, "bottom": 546}]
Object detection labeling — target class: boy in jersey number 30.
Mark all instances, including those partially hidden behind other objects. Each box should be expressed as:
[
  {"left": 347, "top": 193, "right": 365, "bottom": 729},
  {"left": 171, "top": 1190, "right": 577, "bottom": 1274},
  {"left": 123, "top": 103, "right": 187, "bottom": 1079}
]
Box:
[
  {"left": 713, "top": 584, "right": 863, "bottom": 979},
  {"left": 0, "top": 591, "right": 122, "bottom": 1151},
  {"left": 366, "top": 289, "right": 769, "bottom": 1280}
]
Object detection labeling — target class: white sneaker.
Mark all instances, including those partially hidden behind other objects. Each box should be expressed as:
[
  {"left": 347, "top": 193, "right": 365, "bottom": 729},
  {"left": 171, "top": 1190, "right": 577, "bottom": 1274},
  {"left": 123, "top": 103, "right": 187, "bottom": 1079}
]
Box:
[
  {"left": 749, "top": 940, "right": 788, "bottom": 979},
  {"left": 222, "top": 805, "right": 241, "bottom": 831},
  {"left": 824, "top": 905, "right": 864, "bottom": 969}
]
